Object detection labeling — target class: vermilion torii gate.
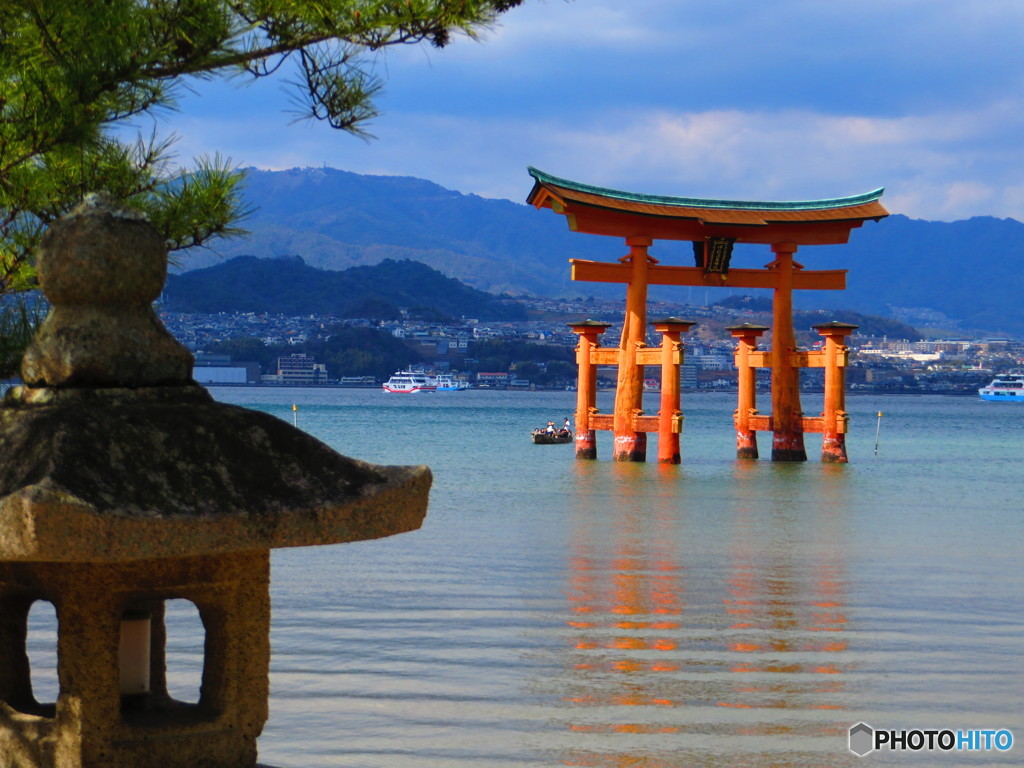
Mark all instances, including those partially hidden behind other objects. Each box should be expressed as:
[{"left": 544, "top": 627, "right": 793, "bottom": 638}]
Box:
[{"left": 526, "top": 168, "right": 888, "bottom": 463}]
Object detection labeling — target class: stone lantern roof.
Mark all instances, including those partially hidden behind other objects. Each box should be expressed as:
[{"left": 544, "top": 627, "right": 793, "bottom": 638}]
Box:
[{"left": 0, "top": 194, "right": 430, "bottom": 562}]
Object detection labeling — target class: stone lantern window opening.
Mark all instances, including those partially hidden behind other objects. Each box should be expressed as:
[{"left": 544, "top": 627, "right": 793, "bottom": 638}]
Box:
[
  {"left": 0, "top": 594, "right": 58, "bottom": 719},
  {"left": 114, "top": 588, "right": 232, "bottom": 726},
  {"left": 25, "top": 599, "right": 59, "bottom": 715},
  {"left": 119, "top": 598, "right": 209, "bottom": 709},
  {"left": 163, "top": 598, "right": 204, "bottom": 705}
]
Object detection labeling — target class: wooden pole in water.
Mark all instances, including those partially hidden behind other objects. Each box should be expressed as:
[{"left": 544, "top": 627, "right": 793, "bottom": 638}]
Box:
[
  {"left": 814, "top": 321, "right": 858, "bottom": 463},
  {"left": 568, "top": 321, "right": 611, "bottom": 460},
  {"left": 651, "top": 318, "right": 696, "bottom": 464},
  {"left": 612, "top": 236, "right": 654, "bottom": 462},
  {"left": 727, "top": 323, "right": 769, "bottom": 459},
  {"left": 769, "top": 242, "right": 807, "bottom": 461}
]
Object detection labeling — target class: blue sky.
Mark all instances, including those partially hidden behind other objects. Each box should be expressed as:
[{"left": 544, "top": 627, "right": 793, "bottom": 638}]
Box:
[{"left": 156, "top": 0, "right": 1024, "bottom": 222}]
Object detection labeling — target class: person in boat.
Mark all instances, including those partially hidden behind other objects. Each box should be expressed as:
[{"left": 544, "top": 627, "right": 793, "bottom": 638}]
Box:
[
  {"left": 563, "top": 418, "right": 572, "bottom": 433},
  {"left": 546, "top": 421, "right": 556, "bottom": 434}
]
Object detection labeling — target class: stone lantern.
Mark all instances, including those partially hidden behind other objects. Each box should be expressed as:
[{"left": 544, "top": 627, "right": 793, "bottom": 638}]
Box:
[{"left": 0, "top": 196, "right": 431, "bottom": 768}]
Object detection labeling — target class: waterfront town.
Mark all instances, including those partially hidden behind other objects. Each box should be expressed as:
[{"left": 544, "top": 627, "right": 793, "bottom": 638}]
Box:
[{"left": 165, "top": 295, "right": 1020, "bottom": 395}]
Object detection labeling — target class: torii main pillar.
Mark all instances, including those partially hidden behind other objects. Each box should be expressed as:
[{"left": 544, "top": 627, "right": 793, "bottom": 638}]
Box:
[
  {"left": 768, "top": 242, "right": 806, "bottom": 461},
  {"left": 613, "top": 237, "right": 654, "bottom": 461}
]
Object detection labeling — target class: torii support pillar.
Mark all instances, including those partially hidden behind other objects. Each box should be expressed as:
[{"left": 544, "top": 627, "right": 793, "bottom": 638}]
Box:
[
  {"left": 568, "top": 320, "right": 612, "bottom": 460},
  {"left": 814, "top": 321, "right": 858, "bottom": 463},
  {"left": 727, "top": 323, "right": 769, "bottom": 460},
  {"left": 769, "top": 242, "right": 807, "bottom": 462},
  {"left": 652, "top": 318, "right": 696, "bottom": 464},
  {"left": 613, "top": 236, "right": 655, "bottom": 462}
]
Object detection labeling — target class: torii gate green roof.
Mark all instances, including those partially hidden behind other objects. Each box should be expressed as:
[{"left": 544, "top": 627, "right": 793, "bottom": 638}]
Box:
[
  {"left": 525, "top": 168, "right": 888, "bottom": 245},
  {"left": 527, "top": 167, "right": 885, "bottom": 212}
]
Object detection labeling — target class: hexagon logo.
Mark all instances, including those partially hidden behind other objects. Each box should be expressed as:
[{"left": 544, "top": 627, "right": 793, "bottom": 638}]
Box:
[{"left": 849, "top": 722, "right": 875, "bottom": 757}]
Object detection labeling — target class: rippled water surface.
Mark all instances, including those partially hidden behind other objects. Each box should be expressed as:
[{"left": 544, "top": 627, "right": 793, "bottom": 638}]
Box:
[{"left": 67, "top": 388, "right": 1024, "bottom": 766}]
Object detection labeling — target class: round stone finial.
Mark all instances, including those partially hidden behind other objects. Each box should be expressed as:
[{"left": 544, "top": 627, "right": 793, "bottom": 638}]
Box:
[
  {"left": 20, "top": 194, "right": 194, "bottom": 388},
  {"left": 36, "top": 192, "right": 166, "bottom": 307}
]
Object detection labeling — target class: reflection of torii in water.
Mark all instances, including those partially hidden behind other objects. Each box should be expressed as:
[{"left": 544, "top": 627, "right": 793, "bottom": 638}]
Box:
[
  {"left": 527, "top": 168, "right": 888, "bottom": 463},
  {"left": 556, "top": 463, "right": 851, "bottom": 763}
]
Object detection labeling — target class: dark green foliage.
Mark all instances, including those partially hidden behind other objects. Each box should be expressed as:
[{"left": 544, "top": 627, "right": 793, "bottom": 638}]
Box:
[
  {"left": 0, "top": 296, "right": 46, "bottom": 379},
  {"left": 511, "top": 359, "right": 576, "bottom": 387},
  {"left": 341, "top": 296, "right": 401, "bottom": 320},
  {"left": 165, "top": 255, "right": 526, "bottom": 321},
  {"left": 205, "top": 337, "right": 286, "bottom": 370},
  {"left": 302, "top": 325, "right": 424, "bottom": 379},
  {"left": 0, "top": 2, "right": 522, "bottom": 359},
  {"left": 2, "top": 1, "right": 523, "bottom": 286},
  {"left": 466, "top": 339, "right": 573, "bottom": 374},
  {"left": 207, "top": 325, "right": 424, "bottom": 380},
  {"left": 795, "top": 309, "right": 922, "bottom": 341},
  {"left": 714, "top": 295, "right": 773, "bottom": 312}
]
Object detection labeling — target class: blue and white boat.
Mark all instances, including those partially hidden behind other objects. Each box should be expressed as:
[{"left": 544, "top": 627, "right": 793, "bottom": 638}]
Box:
[
  {"left": 978, "top": 371, "right": 1024, "bottom": 401},
  {"left": 435, "top": 375, "right": 469, "bottom": 391}
]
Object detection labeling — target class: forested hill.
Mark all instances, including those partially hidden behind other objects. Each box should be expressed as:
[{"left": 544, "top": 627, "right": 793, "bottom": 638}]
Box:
[
  {"left": 174, "top": 166, "right": 1024, "bottom": 337},
  {"left": 163, "top": 256, "right": 526, "bottom": 321},
  {"left": 174, "top": 166, "right": 623, "bottom": 298}
]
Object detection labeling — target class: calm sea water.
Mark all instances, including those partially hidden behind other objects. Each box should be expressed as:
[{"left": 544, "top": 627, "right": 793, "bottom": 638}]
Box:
[{"left": 27, "top": 387, "right": 1024, "bottom": 766}]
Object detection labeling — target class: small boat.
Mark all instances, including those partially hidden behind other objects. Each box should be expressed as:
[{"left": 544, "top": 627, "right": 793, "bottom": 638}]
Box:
[
  {"left": 532, "top": 428, "right": 573, "bottom": 444},
  {"left": 382, "top": 370, "right": 436, "bottom": 393},
  {"left": 435, "top": 375, "right": 469, "bottom": 391},
  {"left": 979, "top": 371, "right": 1024, "bottom": 401}
]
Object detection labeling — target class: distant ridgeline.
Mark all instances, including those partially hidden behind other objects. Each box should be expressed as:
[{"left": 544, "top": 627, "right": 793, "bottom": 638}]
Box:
[
  {"left": 170, "top": 167, "right": 1024, "bottom": 338},
  {"left": 163, "top": 256, "right": 527, "bottom": 321},
  {"left": 712, "top": 296, "right": 922, "bottom": 340}
]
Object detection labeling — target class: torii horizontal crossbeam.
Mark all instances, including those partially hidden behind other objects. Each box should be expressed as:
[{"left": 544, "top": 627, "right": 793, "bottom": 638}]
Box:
[{"left": 570, "top": 259, "right": 846, "bottom": 291}]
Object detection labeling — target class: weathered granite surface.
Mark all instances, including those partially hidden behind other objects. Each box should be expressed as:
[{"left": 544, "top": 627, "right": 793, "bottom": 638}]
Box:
[
  {"left": 0, "top": 195, "right": 432, "bottom": 768},
  {"left": 21, "top": 194, "right": 193, "bottom": 388},
  {"left": 0, "top": 194, "right": 431, "bottom": 561},
  {"left": 0, "top": 384, "right": 431, "bottom": 561},
  {"left": 0, "top": 552, "right": 271, "bottom": 768}
]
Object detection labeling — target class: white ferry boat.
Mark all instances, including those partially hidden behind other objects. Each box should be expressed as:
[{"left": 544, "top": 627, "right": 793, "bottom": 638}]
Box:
[
  {"left": 978, "top": 371, "right": 1024, "bottom": 401},
  {"left": 382, "top": 370, "right": 436, "bottom": 393}
]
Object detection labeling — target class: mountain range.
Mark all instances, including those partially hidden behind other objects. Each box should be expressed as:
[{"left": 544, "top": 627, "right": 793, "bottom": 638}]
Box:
[{"left": 177, "top": 167, "right": 1024, "bottom": 337}]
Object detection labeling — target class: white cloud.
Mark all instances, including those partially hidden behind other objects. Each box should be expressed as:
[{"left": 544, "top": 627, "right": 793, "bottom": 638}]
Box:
[
  {"left": 364, "top": 96, "right": 1024, "bottom": 218},
  {"left": 426, "top": 0, "right": 685, "bottom": 59},
  {"left": 166, "top": 92, "right": 1024, "bottom": 224},
  {"left": 138, "top": 0, "right": 1024, "bottom": 225}
]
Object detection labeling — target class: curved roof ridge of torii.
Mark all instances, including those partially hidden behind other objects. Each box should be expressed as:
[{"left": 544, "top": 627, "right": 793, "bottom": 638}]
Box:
[{"left": 526, "top": 167, "right": 888, "bottom": 246}]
